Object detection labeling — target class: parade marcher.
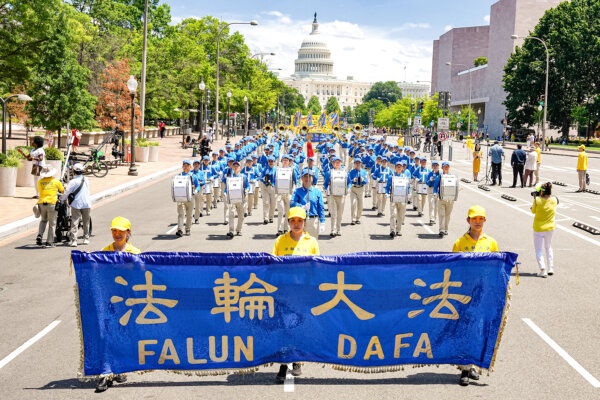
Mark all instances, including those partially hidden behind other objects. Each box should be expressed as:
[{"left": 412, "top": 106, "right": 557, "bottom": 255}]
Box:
[
  {"left": 373, "top": 157, "right": 393, "bottom": 216},
  {"left": 510, "top": 144, "right": 526, "bottom": 188},
  {"left": 370, "top": 155, "right": 382, "bottom": 207},
  {"left": 576, "top": 145, "right": 588, "bottom": 192},
  {"left": 242, "top": 158, "right": 257, "bottom": 216},
  {"left": 410, "top": 155, "right": 421, "bottom": 209},
  {"left": 323, "top": 156, "right": 349, "bottom": 237},
  {"left": 348, "top": 158, "right": 368, "bottom": 225},
  {"left": 531, "top": 182, "right": 557, "bottom": 277},
  {"left": 290, "top": 169, "right": 326, "bottom": 238},
  {"left": 221, "top": 158, "right": 235, "bottom": 224},
  {"left": 306, "top": 156, "right": 320, "bottom": 186},
  {"left": 61, "top": 163, "right": 91, "bottom": 246},
  {"left": 200, "top": 155, "right": 216, "bottom": 215},
  {"left": 21, "top": 135, "right": 46, "bottom": 198},
  {"left": 452, "top": 205, "right": 498, "bottom": 386},
  {"left": 223, "top": 160, "right": 249, "bottom": 237},
  {"left": 192, "top": 160, "right": 206, "bottom": 223},
  {"left": 489, "top": 141, "right": 505, "bottom": 186},
  {"left": 436, "top": 161, "right": 456, "bottom": 236},
  {"left": 272, "top": 206, "right": 320, "bottom": 253},
  {"left": 97, "top": 216, "right": 140, "bottom": 392},
  {"left": 425, "top": 160, "right": 441, "bottom": 225},
  {"left": 261, "top": 156, "right": 277, "bottom": 224},
  {"left": 472, "top": 143, "right": 482, "bottom": 181},
  {"left": 387, "top": 161, "right": 411, "bottom": 237},
  {"left": 413, "top": 157, "right": 429, "bottom": 217},
  {"left": 251, "top": 154, "right": 262, "bottom": 211},
  {"left": 275, "top": 155, "right": 296, "bottom": 235},
  {"left": 35, "top": 166, "right": 63, "bottom": 247},
  {"left": 210, "top": 152, "right": 222, "bottom": 208},
  {"left": 524, "top": 147, "right": 537, "bottom": 187},
  {"left": 175, "top": 160, "right": 200, "bottom": 237}
]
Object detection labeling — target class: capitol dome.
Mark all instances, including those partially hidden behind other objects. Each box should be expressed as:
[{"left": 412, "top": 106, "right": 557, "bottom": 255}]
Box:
[{"left": 293, "top": 13, "right": 335, "bottom": 79}]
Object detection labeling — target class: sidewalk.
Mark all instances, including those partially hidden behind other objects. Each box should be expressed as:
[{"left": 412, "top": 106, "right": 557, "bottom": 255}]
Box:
[{"left": 0, "top": 132, "right": 229, "bottom": 240}]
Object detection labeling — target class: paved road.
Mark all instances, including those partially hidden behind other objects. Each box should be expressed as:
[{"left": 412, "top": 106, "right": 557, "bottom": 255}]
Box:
[{"left": 0, "top": 145, "right": 599, "bottom": 399}]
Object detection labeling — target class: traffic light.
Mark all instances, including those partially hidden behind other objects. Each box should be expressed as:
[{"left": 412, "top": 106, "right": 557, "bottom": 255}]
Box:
[
  {"left": 445, "top": 91, "right": 452, "bottom": 110},
  {"left": 438, "top": 92, "right": 445, "bottom": 108},
  {"left": 409, "top": 103, "right": 415, "bottom": 114},
  {"left": 540, "top": 95, "right": 545, "bottom": 106},
  {"left": 417, "top": 101, "right": 423, "bottom": 114}
]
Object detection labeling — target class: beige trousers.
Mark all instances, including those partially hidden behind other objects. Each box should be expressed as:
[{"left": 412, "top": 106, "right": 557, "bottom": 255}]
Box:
[
  {"left": 378, "top": 193, "right": 387, "bottom": 215},
  {"left": 203, "top": 192, "right": 212, "bottom": 215},
  {"left": 177, "top": 201, "right": 193, "bottom": 231},
  {"left": 438, "top": 199, "right": 454, "bottom": 233},
  {"left": 329, "top": 194, "right": 346, "bottom": 233},
  {"left": 578, "top": 170, "right": 587, "bottom": 190},
  {"left": 228, "top": 201, "right": 245, "bottom": 233},
  {"left": 193, "top": 192, "right": 203, "bottom": 219},
  {"left": 262, "top": 184, "right": 276, "bottom": 220},
  {"left": 277, "top": 193, "right": 291, "bottom": 231},
  {"left": 38, "top": 203, "right": 57, "bottom": 243},
  {"left": 390, "top": 202, "right": 407, "bottom": 232},
  {"left": 70, "top": 207, "right": 90, "bottom": 241},
  {"left": 427, "top": 187, "right": 438, "bottom": 222},
  {"left": 350, "top": 186, "right": 365, "bottom": 221}
]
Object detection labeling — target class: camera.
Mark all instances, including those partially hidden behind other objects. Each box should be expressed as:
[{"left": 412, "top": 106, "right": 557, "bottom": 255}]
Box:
[{"left": 530, "top": 190, "right": 539, "bottom": 197}]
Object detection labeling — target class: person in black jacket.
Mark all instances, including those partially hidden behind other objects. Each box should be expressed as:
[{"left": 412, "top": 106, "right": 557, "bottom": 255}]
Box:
[{"left": 510, "top": 144, "right": 527, "bottom": 188}]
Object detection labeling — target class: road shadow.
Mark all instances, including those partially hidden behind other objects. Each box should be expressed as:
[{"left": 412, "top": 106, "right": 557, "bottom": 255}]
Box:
[
  {"left": 512, "top": 272, "right": 541, "bottom": 278},
  {"left": 245, "top": 222, "right": 264, "bottom": 226},
  {"left": 151, "top": 235, "right": 179, "bottom": 241},
  {"left": 206, "top": 234, "right": 235, "bottom": 241},
  {"left": 251, "top": 234, "right": 277, "bottom": 240},
  {"left": 369, "top": 234, "right": 395, "bottom": 240},
  {"left": 14, "top": 244, "right": 45, "bottom": 250},
  {"left": 417, "top": 234, "right": 443, "bottom": 240}
]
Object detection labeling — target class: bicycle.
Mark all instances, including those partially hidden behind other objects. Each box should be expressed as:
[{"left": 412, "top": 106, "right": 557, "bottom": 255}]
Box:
[{"left": 83, "top": 148, "right": 109, "bottom": 178}]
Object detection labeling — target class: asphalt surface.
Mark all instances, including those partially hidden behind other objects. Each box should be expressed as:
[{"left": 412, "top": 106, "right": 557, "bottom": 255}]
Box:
[{"left": 0, "top": 143, "right": 599, "bottom": 399}]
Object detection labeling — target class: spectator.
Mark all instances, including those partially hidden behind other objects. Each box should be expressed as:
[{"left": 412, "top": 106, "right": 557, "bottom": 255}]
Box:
[
  {"left": 531, "top": 182, "right": 557, "bottom": 277},
  {"left": 534, "top": 142, "right": 542, "bottom": 185},
  {"left": 36, "top": 166, "right": 64, "bottom": 247},
  {"left": 61, "top": 163, "right": 91, "bottom": 246},
  {"left": 472, "top": 143, "right": 482, "bottom": 181},
  {"left": 24, "top": 136, "right": 46, "bottom": 199},
  {"left": 576, "top": 145, "right": 588, "bottom": 192},
  {"left": 159, "top": 121, "right": 166, "bottom": 139},
  {"left": 523, "top": 148, "right": 537, "bottom": 187},
  {"left": 489, "top": 141, "right": 505, "bottom": 186},
  {"left": 510, "top": 144, "right": 527, "bottom": 188}
]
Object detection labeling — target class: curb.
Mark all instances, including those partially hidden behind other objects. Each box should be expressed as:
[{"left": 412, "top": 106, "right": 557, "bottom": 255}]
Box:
[{"left": 0, "top": 165, "right": 180, "bottom": 241}]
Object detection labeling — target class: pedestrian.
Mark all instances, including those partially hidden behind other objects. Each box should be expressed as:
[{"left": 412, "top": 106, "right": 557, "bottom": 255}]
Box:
[
  {"left": 159, "top": 121, "right": 166, "bottom": 139},
  {"left": 35, "top": 166, "right": 64, "bottom": 247},
  {"left": 61, "top": 163, "right": 91, "bottom": 246},
  {"left": 576, "top": 145, "right": 588, "bottom": 192},
  {"left": 489, "top": 141, "right": 504, "bottom": 186},
  {"left": 290, "top": 169, "right": 326, "bottom": 238},
  {"left": 223, "top": 160, "right": 249, "bottom": 237},
  {"left": 465, "top": 136, "right": 473, "bottom": 160},
  {"left": 21, "top": 136, "right": 46, "bottom": 199},
  {"left": 533, "top": 142, "right": 541, "bottom": 185},
  {"left": 510, "top": 144, "right": 526, "bottom": 188},
  {"left": 523, "top": 148, "right": 537, "bottom": 187},
  {"left": 175, "top": 160, "right": 200, "bottom": 237},
  {"left": 472, "top": 143, "right": 482, "bottom": 181},
  {"left": 452, "top": 205, "right": 498, "bottom": 386},
  {"left": 71, "top": 129, "right": 81, "bottom": 152},
  {"left": 348, "top": 159, "right": 368, "bottom": 225},
  {"left": 531, "top": 182, "right": 557, "bottom": 277}
]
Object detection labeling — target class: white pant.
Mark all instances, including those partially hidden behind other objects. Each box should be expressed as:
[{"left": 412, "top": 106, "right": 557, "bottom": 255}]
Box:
[
  {"left": 427, "top": 188, "right": 438, "bottom": 222},
  {"left": 277, "top": 193, "right": 291, "bottom": 231},
  {"left": 329, "top": 195, "right": 345, "bottom": 233},
  {"left": 262, "top": 184, "right": 276, "bottom": 220},
  {"left": 350, "top": 186, "right": 364, "bottom": 221},
  {"left": 177, "top": 201, "right": 193, "bottom": 231},
  {"left": 533, "top": 230, "right": 554, "bottom": 271},
  {"left": 229, "top": 201, "right": 245, "bottom": 233},
  {"left": 437, "top": 199, "right": 454, "bottom": 233},
  {"left": 390, "top": 202, "right": 407, "bottom": 232}
]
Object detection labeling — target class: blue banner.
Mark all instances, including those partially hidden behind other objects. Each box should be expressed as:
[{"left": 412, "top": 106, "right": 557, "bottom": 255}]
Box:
[{"left": 72, "top": 251, "right": 517, "bottom": 377}]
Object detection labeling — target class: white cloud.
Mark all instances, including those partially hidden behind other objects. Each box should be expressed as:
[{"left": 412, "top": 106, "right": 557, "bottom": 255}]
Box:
[
  {"left": 235, "top": 13, "right": 432, "bottom": 83},
  {"left": 444, "top": 25, "right": 453, "bottom": 32},
  {"left": 390, "top": 22, "right": 431, "bottom": 32},
  {"left": 483, "top": 15, "right": 490, "bottom": 23}
]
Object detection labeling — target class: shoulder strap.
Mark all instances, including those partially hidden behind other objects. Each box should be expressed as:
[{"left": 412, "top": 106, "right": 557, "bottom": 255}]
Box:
[{"left": 70, "top": 177, "right": 85, "bottom": 200}]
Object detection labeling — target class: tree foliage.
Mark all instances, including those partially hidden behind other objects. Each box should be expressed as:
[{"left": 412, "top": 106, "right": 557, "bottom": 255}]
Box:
[
  {"left": 362, "top": 81, "right": 403, "bottom": 105},
  {"left": 354, "top": 99, "right": 386, "bottom": 126},
  {"left": 473, "top": 57, "right": 488, "bottom": 67},
  {"left": 325, "top": 96, "right": 340, "bottom": 114},
  {"left": 306, "top": 95, "right": 322, "bottom": 114}
]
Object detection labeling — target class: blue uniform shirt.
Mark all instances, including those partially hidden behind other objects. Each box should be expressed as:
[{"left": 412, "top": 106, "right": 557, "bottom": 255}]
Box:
[
  {"left": 290, "top": 186, "right": 326, "bottom": 223},
  {"left": 348, "top": 168, "right": 368, "bottom": 186}
]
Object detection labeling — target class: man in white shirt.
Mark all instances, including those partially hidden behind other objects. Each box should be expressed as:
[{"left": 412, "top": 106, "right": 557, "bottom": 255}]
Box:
[{"left": 61, "top": 163, "right": 92, "bottom": 246}]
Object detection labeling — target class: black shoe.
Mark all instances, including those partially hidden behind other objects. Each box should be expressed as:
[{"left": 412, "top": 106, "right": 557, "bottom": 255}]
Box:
[
  {"left": 176, "top": 230, "right": 183, "bottom": 237},
  {"left": 291, "top": 363, "right": 302, "bottom": 377},
  {"left": 396, "top": 232, "right": 402, "bottom": 236},
  {"left": 95, "top": 377, "right": 112, "bottom": 392},
  {"left": 460, "top": 370, "right": 470, "bottom": 386},
  {"left": 351, "top": 221, "right": 356, "bottom": 225},
  {"left": 356, "top": 220, "right": 361, "bottom": 224},
  {"left": 244, "top": 213, "right": 248, "bottom": 217},
  {"left": 390, "top": 231, "right": 395, "bottom": 238},
  {"left": 199, "top": 213, "right": 203, "bottom": 217},
  {"left": 276, "top": 364, "right": 288, "bottom": 383},
  {"left": 418, "top": 212, "right": 423, "bottom": 217},
  {"left": 113, "top": 374, "right": 127, "bottom": 383},
  {"left": 194, "top": 219, "right": 199, "bottom": 224},
  {"left": 264, "top": 219, "right": 269, "bottom": 225},
  {"left": 236, "top": 232, "right": 241, "bottom": 236},
  {"left": 490, "top": 183, "right": 496, "bottom": 186},
  {"left": 371, "top": 206, "right": 377, "bottom": 211},
  {"left": 509, "top": 185, "right": 516, "bottom": 188},
  {"left": 377, "top": 212, "right": 383, "bottom": 217},
  {"left": 413, "top": 206, "right": 417, "bottom": 211},
  {"left": 439, "top": 232, "right": 444, "bottom": 237},
  {"left": 269, "top": 218, "right": 273, "bottom": 223},
  {"left": 278, "top": 230, "right": 283, "bottom": 235},
  {"left": 468, "top": 367, "right": 480, "bottom": 380},
  {"left": 227, "top": 232, "right": 234, "bottom": 237},
  {"left": 330, "top": 232, "right": 336, "bottom": 237},
  {"left": 36, "top": 235, "right": 42, "bottom": 246},
  {"left": 44, "top": 242, "right": 55, "bottom": 248}
]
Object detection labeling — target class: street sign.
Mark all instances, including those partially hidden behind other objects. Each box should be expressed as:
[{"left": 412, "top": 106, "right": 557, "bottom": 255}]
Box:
[
  {"left": 407, "top": 117, "right": 411, "bottom": 126},
  {"left": 413, "top": 116, "right": 422, "bottom": 126},
  {"left": 413, "top": 127, "right": 420, "bottom": 135},
  {"left": 437, "top": 117, "right": 450, "bottom": 130},
  {"left": 438, "top": 132, "right": 448, "bottom": 141},
  {"left": 429, "top": 121, "right": 434, "bottom": 127}
]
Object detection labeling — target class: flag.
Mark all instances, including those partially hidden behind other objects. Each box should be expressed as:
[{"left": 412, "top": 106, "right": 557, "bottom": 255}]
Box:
[{"left": 307, "top": 111, "right": 313, "bottom": 126}]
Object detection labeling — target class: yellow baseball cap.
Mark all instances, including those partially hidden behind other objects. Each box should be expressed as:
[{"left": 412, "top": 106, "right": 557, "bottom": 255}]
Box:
[
  {"left": 110, "top": 216, "right": 132, "bottom": 231},
  {"left": 287, "top": 206, "right": 307, "bottom": 220},
  {"left": 579, "top": 145, "right": 586, "bottom": 150},
  {"left": 467, "top": 205, "right": 486, "bottom": 219}
]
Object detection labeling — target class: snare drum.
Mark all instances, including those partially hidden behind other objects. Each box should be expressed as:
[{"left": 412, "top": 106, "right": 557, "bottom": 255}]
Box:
[
  {"left": 417, "top": 182, "right": 428, "bottom": 195},
  {"left": 377, "top": 182, "right": 386, "bottom": 194},
  {"left": 203, "top": 181, "right": 212, "bottom": 195},
  {"left": 171, "top": 175, "right": 193, "bottom": 202}
]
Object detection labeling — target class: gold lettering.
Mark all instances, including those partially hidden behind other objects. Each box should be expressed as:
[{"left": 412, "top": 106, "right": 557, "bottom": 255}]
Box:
[
  {"left": 234, "top": 336, "right": 254, "bottom": 362},
  {"left": 209, "top": 335, "right": 228, "bottom": 362},
  {"left": 186, "top": 338, "right": 207, "bottom": 364},
  {"left": 337, "top": 334, "right": 357, "bottom": 359},
  {"left": 394, "top": 333, "right": 414, "bottom": 358},
  {"left": 413, "top": 333, "right": 433, "bottom": 359},
  {"left": 363, "top": 336, "right": 385, "bottom": 360},
  {"left": 158, "top": 338, "right": 180, "bottom": 365},
  {"left": 138, "top": 339, "right": 157, "bottom": 365}
]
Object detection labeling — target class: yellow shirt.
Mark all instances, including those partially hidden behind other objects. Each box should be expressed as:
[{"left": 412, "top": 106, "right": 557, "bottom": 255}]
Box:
[
  {"left": 577, "top": 151, "right": 588, "bottom": 171},
  {"left": 466, "top": 138, "right": 473, "bottom": 149},
  {"left": 101, "top": 242, "right": 141, "bottom": 254},
  {"left": 272, "top": 232, "right": 320, "bottom": 256},
  {"left": 535, "top": 147, "right": 541, "bottom": 163},
  {"left": 37, "top": 178, "right": 64, "bottom": 204},
  {"left": 452, "top": 232, "right": 499, "bottom": 253},
  {"left": 531, "top": 196, "right": 557, "bottom": 232},
  {"left": 397, "top": 136, "right": 404, "bottom": 147}
]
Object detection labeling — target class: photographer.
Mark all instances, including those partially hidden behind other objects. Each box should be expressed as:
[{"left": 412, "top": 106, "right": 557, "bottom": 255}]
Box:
[
  {"left": 61, "top": 163, "right": 91, "bottom": 246},
  {"left": 531, "top": 182, "right": 557, "bottom": 278}
]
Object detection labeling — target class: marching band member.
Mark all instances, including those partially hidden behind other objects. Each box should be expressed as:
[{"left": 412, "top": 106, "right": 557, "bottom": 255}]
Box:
[
  {"left": 306, "top": 157, "right": 320, "bottom": 186},
  {"left": 363, "top": 148, "right": 375, "bottom": 198},
  {"left": 210, "top": 152, "right": 222, "bottom": 208},
  {"left": 323, "top": 156, "right": 349, "bottom": 237},
  {"left": 371, "top": 155, "right": 382, "bottom": 208},
  {"left": 348, "top": 158, "right": 368, "bottom": 225},
  {"left": 223, "top": 160, "right": 249, "bottom": 237},
  {"left": 251, "top": 154, "right": 262, "bottom": 211},
  {"left": 374, "top": 157, "right": 393, "bottom": 217},
  {"left": 410, "top": 155, "right": 421, "bottom": 209},
  {"left": 201, "top": 155, "right": 217, "bottom": 215},
  {"left": 261, "top": 156, "right": 277, "bottom": 225},
  {"left": 175, "top": 160, "right": 200, "bottom": 237},
  {"left": 436, "top": 161, "right": 456, "bottom": 236},
  {"left": 275, "top": 155, "right": 297, "bottom": 235},
  {"left": 242, "top": 158, "right": 257, "bottom": 216},
  {"left": 387, "top": 160, "right": 411, "bottom": 237},
  {"left": 413, "top": 157, "right": 429, "bottom": 217},
  {"left": 192, "top": 160, "right": 206, "bottom": 223},
  {"left": 426, "top": 160, "right": 441, "bottom": 225},
  {"left": 221, "top": 158, "right": 235, "bottom": 225},
  {"left": 290, "top": 169, "right": 326, "bottom": 238}
]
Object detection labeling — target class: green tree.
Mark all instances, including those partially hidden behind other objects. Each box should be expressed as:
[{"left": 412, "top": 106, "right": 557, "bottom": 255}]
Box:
[
  {"left": 354, "top": 99, "right": 385, "bottom": 126},
  {"left": 325, "top": 96, "right": 340, "bottom": 114},
  {"left": 342, "top": 105, "right": 354, "bottom": 123},
  {"left": 27, "top": 6, "right": 96, "bottom": 147},
  {"left": 307, "top": 95, "right": 321, "bottom": 114},
  {"left": 473, "top": 57, "right": 488, "bottom": 67},
  {"left": 362, "top": 81, "right": 403, "bottom": 105}
]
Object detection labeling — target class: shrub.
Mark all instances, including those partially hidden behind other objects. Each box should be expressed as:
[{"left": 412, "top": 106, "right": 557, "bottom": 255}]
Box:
[
  {"left": 45, "top": 146, "right": 65, "bottom": 161},
  {"left": 148, "top": 141, "right": 160, "bottom": 146},
  {"left": 0, "top": 156, "right": 22, "bottom": 168}
]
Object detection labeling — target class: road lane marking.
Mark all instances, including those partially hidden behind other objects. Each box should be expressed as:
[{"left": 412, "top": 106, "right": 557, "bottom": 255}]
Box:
[
  {"left": 166, "top": 226, "right": 178, "bottom": 235},
  {"left": 284, "top": 364, "right": 294, "bottom": 392},
  {"left": 522, "top": 318, "right": 600, "bottom": 388},
  {"left": 417, "top": 219, "right": 434, "bottom": 234},
  {"left": 0, "top": 320, "right": 61, "bottom": 369}
]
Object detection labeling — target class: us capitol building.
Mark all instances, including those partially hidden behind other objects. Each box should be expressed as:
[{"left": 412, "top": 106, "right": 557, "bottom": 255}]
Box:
[{"left": 280, "top": 13, "right": 373, "bottom": 109}]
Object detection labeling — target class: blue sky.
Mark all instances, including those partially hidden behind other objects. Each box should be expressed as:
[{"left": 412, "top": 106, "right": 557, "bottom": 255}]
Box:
[{"left": 165, "top": 0, "right": 497, "bottom": 82}]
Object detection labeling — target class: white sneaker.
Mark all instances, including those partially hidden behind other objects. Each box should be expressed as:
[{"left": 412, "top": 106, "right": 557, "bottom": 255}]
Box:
[
  {"left": 537, "top": 269, "right": 548, "bottom": 278},
  {"left": 547, "top": 267, "right": 554, "bottom": 276},
  {"left": 70, "top": 241, "right": 78, "bottom": 247},
  {"left": 82, "top": 238, "right": 89, "bottom": 245}
]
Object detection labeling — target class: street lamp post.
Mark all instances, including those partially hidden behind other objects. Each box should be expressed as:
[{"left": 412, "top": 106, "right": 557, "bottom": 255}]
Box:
[
  {"left": 204, "top": 89, "right": 210, "bottom": 134},
  {"left": 1, "top": 94, "right": 32, "bottom": 154},
  {"left": 244, "top": 95, "right": 249, "bottom": 136},
  {"left": 511, "top": 34, "right": 549, "bottom": 145},
  {"left": 198, "top": 80, "right": 205, "bottom": 138},
  {"left": 226, "top": 89, "right": 232, "bottom": 144},
  {"left": 126, "top": 75, "right": 138, "bottom": 176},
  {"left": 216, "top": 21, "right": 258, "bottom": 141},
  {"left": 446, "top": 61, "right": 473, "bottom": 138}
]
